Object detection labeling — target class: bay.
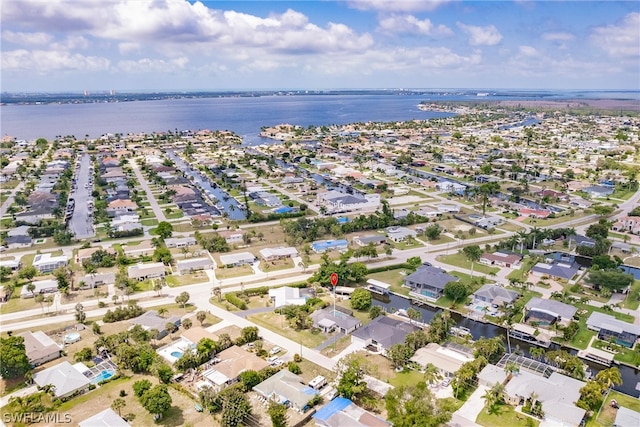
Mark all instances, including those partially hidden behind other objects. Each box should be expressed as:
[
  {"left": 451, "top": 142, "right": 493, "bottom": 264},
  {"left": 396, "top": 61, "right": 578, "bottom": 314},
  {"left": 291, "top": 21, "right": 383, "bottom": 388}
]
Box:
[{"left": 1, "top": 95, "right": 454, "bottom": 142}]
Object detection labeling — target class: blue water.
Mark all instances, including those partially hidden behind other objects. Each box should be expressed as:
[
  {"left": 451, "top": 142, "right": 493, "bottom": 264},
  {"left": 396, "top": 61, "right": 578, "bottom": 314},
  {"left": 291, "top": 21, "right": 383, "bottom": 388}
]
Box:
[
  {"left": 91, "top": 369, "right": 115, "bottom": 384},
  {"left": 170, "top": 351, "right": 184, "bottom": 359}
]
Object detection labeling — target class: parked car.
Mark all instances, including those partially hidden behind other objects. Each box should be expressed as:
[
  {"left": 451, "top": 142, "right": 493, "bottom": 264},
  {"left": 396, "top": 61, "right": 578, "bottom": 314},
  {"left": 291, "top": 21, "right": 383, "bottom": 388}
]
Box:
[
  {"left": 269, "top": 346, "right": 281, "bottom": 355},
  {"left": 267, "top": 356, "right": 279, "bottom": 365}
]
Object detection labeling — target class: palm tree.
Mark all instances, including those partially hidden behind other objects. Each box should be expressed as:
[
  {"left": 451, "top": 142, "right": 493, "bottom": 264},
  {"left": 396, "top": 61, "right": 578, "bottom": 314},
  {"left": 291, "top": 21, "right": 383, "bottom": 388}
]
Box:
[
  {"left": 157, "top": 307, "right": 168, "bottom": 318},
  {"left": 462, "top": 245, "right": 482, "bottom": 277},
  {"left": 530, "top": 347, "right": 545, "bottom": 361},
  {"left": 111, "top": 398, "right": 126, "bottom": 417},
  {"left": 595, "top": 367, "right": 623, "bottom": 392},
  {"left": 423, "top": 363, "right": 440, "bottom": 386}
]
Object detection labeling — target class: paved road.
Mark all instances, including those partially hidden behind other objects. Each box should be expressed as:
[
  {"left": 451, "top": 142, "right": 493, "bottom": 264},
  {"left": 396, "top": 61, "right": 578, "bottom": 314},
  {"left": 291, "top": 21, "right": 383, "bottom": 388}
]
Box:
[
  {"left": 68, "top": 154, "right": 95, "bottom": 239},
  {"left": 0, "top": 181, "right": 24, "bottom": 217},
  {"left": 130, "top": 159, "right": 166, "bottom": 222}
]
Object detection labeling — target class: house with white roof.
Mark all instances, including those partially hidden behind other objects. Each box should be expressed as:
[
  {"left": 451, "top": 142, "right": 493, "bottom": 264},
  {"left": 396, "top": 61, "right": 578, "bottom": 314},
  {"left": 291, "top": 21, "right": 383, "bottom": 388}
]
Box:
[
  {"left": 269, "top": 286, "right": 308, "bottom": 308},
  {"left": 33, "top": 361, "right": 91, "bottom": 399},
  {"left": 79, "top": 408, "right": 131, "bottom": 427},
  {"left": 17, "top": 331, "right": 62, "bottom": 366},
  {"left": 409, "top": 343, "right": 473, "bottom": 378},
  {"left": 219, "top": 252, "right": 256, "bottom": 267},
  {"left": 176, "top": 257, "right": 215, "bottom": 274},
  {"left": 32, "top": 253, "right": 68, "bottom": 273},
  {"left": 20, "top": 279, "right": 59, "bottom": 298},
  {"left": 127, "top": 262, "right": 166, "bottom": 280},
  {"left": 259, "top": 247, "right": 298, "bottom": 261}
]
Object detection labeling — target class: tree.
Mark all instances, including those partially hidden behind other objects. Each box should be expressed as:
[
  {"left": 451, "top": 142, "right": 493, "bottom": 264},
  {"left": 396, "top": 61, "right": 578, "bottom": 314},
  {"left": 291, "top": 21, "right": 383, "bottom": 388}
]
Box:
[
  {"left": 111, "top": 398, "right": 126, "bottom": 417},
  {"left": 462, "top": 245, "right": 482, "bottom": 277},
  {"left": 348, "top": 262, "right": 368, "bottom": 283},
  {"left": 241, "top": 326, "right": 259, "bottom": 343},
  {"left": 155, "top": 221, "right": 174, "bottom": 239},
  {"left": 350, "top": 288, "right": 372, "bottom": 311},
  {"left": 595, "top": 367, "right": 623, "bottom": 391},
  {"left": 155, "top": 363, "right": 174, "bottom": 384},
  {"left": 424, "top": 224, "right": 442, "bottom": 241},
  {"left": 268, "top": 401, "right": 288, "bottom": 427},
  {"left": 157, "top": 307, "right": 168, "bottom": 317},
  {"left": 482, "top": 382, "right": 505, "bottom": 413},
  {"left": 75, "top": 303, "right": 86, "bottom": 323},
  {"left": 165, "top": 322, "right": 177, "bottom": 337},
  {"left": 385, "top": 382, "right": 452, "bottom": 427},
  {"left": 140, "top": 384, "right": 172, "bottom": 420},
  {"left": 153, "top": 247, "right": 173, "bottom": 265},
  {"left": 336, "top": 354, "right": 374, "bottom": 401},
  {"left": 443, "top": 281, "right": 469, "bottom": 304},
  {"left": 593, "top": 205, "right": 614, "bottom": 217},
  {"left": 18, "top": 265, "right": 37, "bottom": 284},
  {"left": 238, "top": 370, "right": 262, "bottom": 391},
  {"left": 473, "top": 336, "right": 505, "bottom": 364},
  {"left": 577, "top": 380, "right": 606, "bottom": 410},
  {"left": 182, "top": 318, "right": 192, "bottom": 330},
  {"left": 175, "top": 291, "right": 190, "bottom": 308},
  {"left": 27, "top": 282, "right": 36, "bottom": 298},
  {"left": 369, "top": 305, "right": 384, "bottom": 319},
  {"left": 0, "top": 336, "right": 31, "bottom": 379},
  {"left": 221, "top": 387, "right": 252, "bottom": 427},
  {"left": 586, "top": 270, "right": 634, "bottom": 292},
  {"left": 53, "top": 267, "right": 71, "bottom": 294},
  {"left": 196, "top": 310, "right": 207, "bottom": 326},
  {"left": 387, "top": 343, "right": 413, "bottom": 369},
  {"left": 153, "top": 279, "right": 163, "bottom": 296}
]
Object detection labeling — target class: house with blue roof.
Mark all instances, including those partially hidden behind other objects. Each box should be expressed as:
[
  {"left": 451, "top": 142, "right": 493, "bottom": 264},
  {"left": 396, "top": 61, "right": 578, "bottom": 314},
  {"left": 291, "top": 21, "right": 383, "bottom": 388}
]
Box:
[
  {"left": 313, "top": 397, "right": 389, "bottom": 427},
  {"left": 531, "top": 261, "right": 580, "bottom": 281},
  {"left": 311, "top": 239, "right": 348, "bottom": 253}
]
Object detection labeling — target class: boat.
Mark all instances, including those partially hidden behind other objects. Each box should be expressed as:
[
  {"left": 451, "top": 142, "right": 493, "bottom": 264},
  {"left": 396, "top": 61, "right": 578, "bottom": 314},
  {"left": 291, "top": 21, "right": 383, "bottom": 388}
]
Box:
[
  {"left": 508, "top": 324, "right": 551, "bottom": 348},
  {"left": 450, "top": 326, "right": 472, "bottom": 337}
]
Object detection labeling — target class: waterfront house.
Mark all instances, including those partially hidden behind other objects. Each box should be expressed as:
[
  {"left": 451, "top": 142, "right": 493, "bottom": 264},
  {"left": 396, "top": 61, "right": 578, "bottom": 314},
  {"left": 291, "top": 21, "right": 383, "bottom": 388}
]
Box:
[
  {"left": 351, "top": 316, "right": 419, "bottom": 353},
  {"left": 17, "top": 331, "right": 62, "bottom": 366},
  {"left": 503, "top": 370, "right": 586, "bottom": 427},
  {"left": 253, "top": 370, "right": 318, "bottom": 413},
  {"left": 614, "top": 407, "right": 640, "bottom": 427},
  {"left": 530, "top": 261, "right": 580, "bottom": 281},
  {"left": 33, "top": 361, "right": 91, "bottom": 399},
  {"left": 404, "top": 265, "right": 458, "bottom": 300},
  {"left": 586, "top": 311, "right": 640, "bottom": 348},
  {"left": 525, "top": 297, "right": 577, "bottom": 327},
  {"left": 127, "top": 262, "right": 166, "bottom": 280},
  {"left": 472, "top": 284, "right": 519, "bottom": 306},
  {"left": 32, "top": 253, "right": 68, "bottom": 273},
  {"left": 409, "top": 343, "right": 473, "bottom": 378},
  {"left": 311, "top": 307, "right": 361, "bottom": 334}
]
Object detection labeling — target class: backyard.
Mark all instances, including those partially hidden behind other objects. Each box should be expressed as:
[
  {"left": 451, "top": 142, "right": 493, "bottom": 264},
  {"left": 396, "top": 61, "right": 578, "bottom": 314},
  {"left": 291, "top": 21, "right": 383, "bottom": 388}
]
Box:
[{"left": 476, "top": 403, "right": 540, "bottom": 427}]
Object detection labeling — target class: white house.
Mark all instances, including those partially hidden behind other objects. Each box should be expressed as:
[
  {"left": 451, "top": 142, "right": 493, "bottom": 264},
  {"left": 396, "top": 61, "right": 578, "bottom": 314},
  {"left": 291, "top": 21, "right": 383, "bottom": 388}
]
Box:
[
  {"left": 32, "top": 253, "right": 68, "bottom": 273},
  {"left": 33, "top": 361, "right": 91, "bottom": 399}
]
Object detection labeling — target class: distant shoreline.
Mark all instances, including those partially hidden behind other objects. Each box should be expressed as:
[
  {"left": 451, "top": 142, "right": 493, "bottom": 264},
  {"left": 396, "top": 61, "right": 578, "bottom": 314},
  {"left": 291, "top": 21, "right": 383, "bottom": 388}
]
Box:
[{"left": 494, "top": 98, "right": 640, "bottom": 111}]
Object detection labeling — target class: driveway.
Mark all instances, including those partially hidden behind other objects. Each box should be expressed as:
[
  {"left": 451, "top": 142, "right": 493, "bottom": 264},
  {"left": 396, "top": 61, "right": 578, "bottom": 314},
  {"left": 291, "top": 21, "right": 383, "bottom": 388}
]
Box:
[{"left": 452, "top": 385, "right": 488, "bottom": 426}]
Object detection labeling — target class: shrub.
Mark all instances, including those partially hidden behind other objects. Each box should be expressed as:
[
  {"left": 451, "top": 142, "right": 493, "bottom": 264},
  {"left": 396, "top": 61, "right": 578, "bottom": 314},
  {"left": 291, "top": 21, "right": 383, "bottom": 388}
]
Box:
[{"left": 224, "top": 293, "right": 247, "bottom": 310}]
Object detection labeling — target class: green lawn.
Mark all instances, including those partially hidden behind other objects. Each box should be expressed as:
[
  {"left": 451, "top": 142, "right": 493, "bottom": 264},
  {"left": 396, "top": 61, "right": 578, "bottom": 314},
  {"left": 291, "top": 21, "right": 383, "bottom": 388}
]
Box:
[
  {"left": 589, "top": 390, "right": 640, "bottom": 427},
  {"left": 165, "top": 272, "right": 209, "bottom": 287},
  {"left": 591, "top": 339, "right": 640, "bottom": 366},
  {"left": 507, "top": 258, "right": 536, "bottom": 282},
  {"left": 140, "top": 218, "right": 159, "bottom": 226},
  {"left": 248, "top": 311, "right": 328, "bottom": 348},
  {"left": 389, "top": 370, "right": 425, "bottom": 388},
  {"left": 622, "top": 280, "right": 640, "bottom": 310},
  {"left": 437, "top": 253, "right": 499, "bottom": 275},
  {"left": 215, "top": 265, "right": 254, "bottom": 280},
  {"left": 476, "top": 404, "right": 540, "bottom": 427}
]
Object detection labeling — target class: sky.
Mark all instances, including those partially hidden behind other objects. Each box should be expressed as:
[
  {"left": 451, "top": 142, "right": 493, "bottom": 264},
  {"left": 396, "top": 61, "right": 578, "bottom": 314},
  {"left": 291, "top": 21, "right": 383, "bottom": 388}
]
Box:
[{"left": 1, "top": 0, "right": 639, "bottom": 92}]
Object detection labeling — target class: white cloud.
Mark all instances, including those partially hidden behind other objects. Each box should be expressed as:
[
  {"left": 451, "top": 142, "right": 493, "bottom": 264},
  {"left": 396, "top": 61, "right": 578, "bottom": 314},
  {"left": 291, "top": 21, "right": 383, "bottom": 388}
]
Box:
[
  {"left": 542, "top": 32, "right": 575, "bottom": 42},
  {"left": 378, "top": 14, "right": 453, "bottom": 36},
  {"left": 1, "top": 49, "right": 110, "bottom": 72},
  {"left": 347, "top": 0, "right": 450, "bottom": 12},
  {"left": 117, "top": 57, "right": 188, "bottom": 73},
  {"left": 590, "top": 12, "right": 639, "bottom": 58},
  {"left": 1, "top": 30, "right": 52, "bottom": 45},
  {"left": 518, "top": 45, "right": 539, "bottom": 57},
  {"left": 457, "top": 22, "right": 502, "bottom": 46}
]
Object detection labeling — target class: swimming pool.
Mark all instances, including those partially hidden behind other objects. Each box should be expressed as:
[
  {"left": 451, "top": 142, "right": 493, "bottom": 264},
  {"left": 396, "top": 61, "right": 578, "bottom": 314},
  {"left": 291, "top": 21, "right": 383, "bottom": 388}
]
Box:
[
  {"left": 170, "top": 351, "right": 184, "bottom": 359},
  {"left": 91, "top": 369, "right": 115, "bottom": 384},
  {"left": 63, "top": 332, "right": 81, "bottom": 344}
]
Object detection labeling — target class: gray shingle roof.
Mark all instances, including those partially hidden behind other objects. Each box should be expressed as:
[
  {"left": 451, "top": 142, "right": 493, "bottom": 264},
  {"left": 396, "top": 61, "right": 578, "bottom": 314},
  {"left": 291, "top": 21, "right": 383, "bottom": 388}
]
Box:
[
  {"left": 525, "top": 297, "right": 577, "bottom": 319},
  {"left": 404, "top": 266, "right": 458, "bottom": 290}
]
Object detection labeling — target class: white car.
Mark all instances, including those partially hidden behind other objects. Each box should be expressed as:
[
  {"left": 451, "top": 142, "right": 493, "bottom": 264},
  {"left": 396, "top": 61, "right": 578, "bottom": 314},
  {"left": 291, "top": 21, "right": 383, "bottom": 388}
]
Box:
[
  {"left": 267, "top": 356, "right": 279, "bottom": 365},
  {"left": 269, "top": 346, "right": 281, "bottom": 355}
]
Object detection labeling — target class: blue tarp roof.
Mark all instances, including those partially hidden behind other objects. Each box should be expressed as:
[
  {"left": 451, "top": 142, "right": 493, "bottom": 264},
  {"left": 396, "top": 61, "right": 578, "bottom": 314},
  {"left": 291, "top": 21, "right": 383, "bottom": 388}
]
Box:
[{"left": 313, "top": 397, "right": 351, "bottom": 421}]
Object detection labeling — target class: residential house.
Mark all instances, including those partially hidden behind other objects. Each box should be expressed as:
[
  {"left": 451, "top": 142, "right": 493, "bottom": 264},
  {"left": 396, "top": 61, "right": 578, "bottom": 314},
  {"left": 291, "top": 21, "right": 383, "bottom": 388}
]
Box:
[
  {"left": 612, "top": 216, "right": 640, "bottom": 235},
  {"left": 123, "top": 240, "right": 155, "bottom": 258},
  {"left": 318, "top": 190, "right": 381, "bottom": 213},
  {"left": 269, "top": 287, "right": 309, "bottom": 308},
  {"left": 436, "top": 181, "right": 466, "bottom": 193},
  {"left": 127, "top": 262, "right": 166, "bottom": 280},
  {"left": 20, "top": 279, "right": 58, "bottom": 298},
  {"left": 259, "top": 247, "right": 299, "bottom": 261},
  {"left": 0, "top": 259, "right": 20, "bottom": 272},
  {"left": 33, "top": 361, "right": 91, "bottom": 399},
  {"left": 385, "top": 226, "right": 417, "bottom": 243},
  {"left": 176, "top": 257, "right": 214, "bottom": 274},
  {"left": 530, "top": 261, "right": 580, "bottom": 281},
  {"left": 479, "top": 252, "right": 522, "bottom": 268},
  {"left": 313, "top": 397, "right": 390, "bottom": 427},
  {"left": 518, "top": 208, "right": 551, "bottom": 219},
  {"left": 129, "top": 310, "right": 181, "bottom": 339},
  {"left": 4, "top": 235, "right": 33, "bottom": 249},
  {"left": 525, "top": 297, "right": 577, "bottom": 327},
  {"left": 436, "top": 203, "right": 460, "bottom": 213},
  {"left": 14, "top": 207, "right": 55, "bottom": 225},
  {"left": 311, "top": 239, "right": 349, "bottom": 253},
  {"left": 584, "top": 185, "right": 614, "bottom": 198},
  {"left": 409, "top": 343, "right": 473, "bottom": 378},
  {"left": 76, "top": 247, "right": 116, "bottom": 264},
  {"left": 219, "top": 252, "right": 256, "bottom": 267},
  {"left": 353, "top": 235, "right": 387, "bottom": 247},
  {"left": 32, "top": 253, "right": 68, "bottom": 273},
  {"left": 106, "top": 199, "right": 137, "bottom": 217},
  {"left": 404, "top": 265, "right": 458, "bottom": 300},
  {"left": 568, "top": 234, "right": 596, "bottom": 248},
  {"left": 17, "top": 331, "right": 62, "bottom": 366},
  {"left": 586, "top": 311, "right": 640, "bottom": 348},
  {"left": 472, "top": 284, "right": 519, "bottom": 306},
  {"left": 253, "top": 370, "right": 318, "bottom": 413},
  {"left": 164, "top": 236, "right": 197, "bottom": 248},
  {"left": 217, "top": 229, "right": 247, "bottom": 244},
  {"left": 78, "top": 408, "right": 131, "bottom": 427},
  {"left": 311, "top": 307, "right": 361, "bottom": 334},
  {"left": 503, "top": 370, "right": 586, "bottom": 427},
  {"left": 351, "top": 316, "right": 419, "bottom": 353},
  {"left": 201, "top": 346, "right": 269, "bottom": 392},
  {"left": 81, "top": 272, "right": 116, "bottom": 289},
  {"left": 614, "top": 407, "right": 640, "bottom": 427}
]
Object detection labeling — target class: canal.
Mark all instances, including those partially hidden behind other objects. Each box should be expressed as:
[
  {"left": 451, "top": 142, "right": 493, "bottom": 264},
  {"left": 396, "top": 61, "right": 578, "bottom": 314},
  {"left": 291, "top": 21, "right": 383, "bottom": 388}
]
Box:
[
  {"left": 165, "top": 150, "right": 246, "bottom": 220},
  {"left": 372, "top": 292, "right": 640, "bottom": 396}
]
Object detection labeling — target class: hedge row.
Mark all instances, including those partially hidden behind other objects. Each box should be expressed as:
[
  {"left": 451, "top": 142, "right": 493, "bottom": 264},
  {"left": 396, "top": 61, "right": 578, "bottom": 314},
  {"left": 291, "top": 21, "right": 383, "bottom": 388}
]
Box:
[{"left": 224, "top": 293, "right": 247, "bottom": 310}]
